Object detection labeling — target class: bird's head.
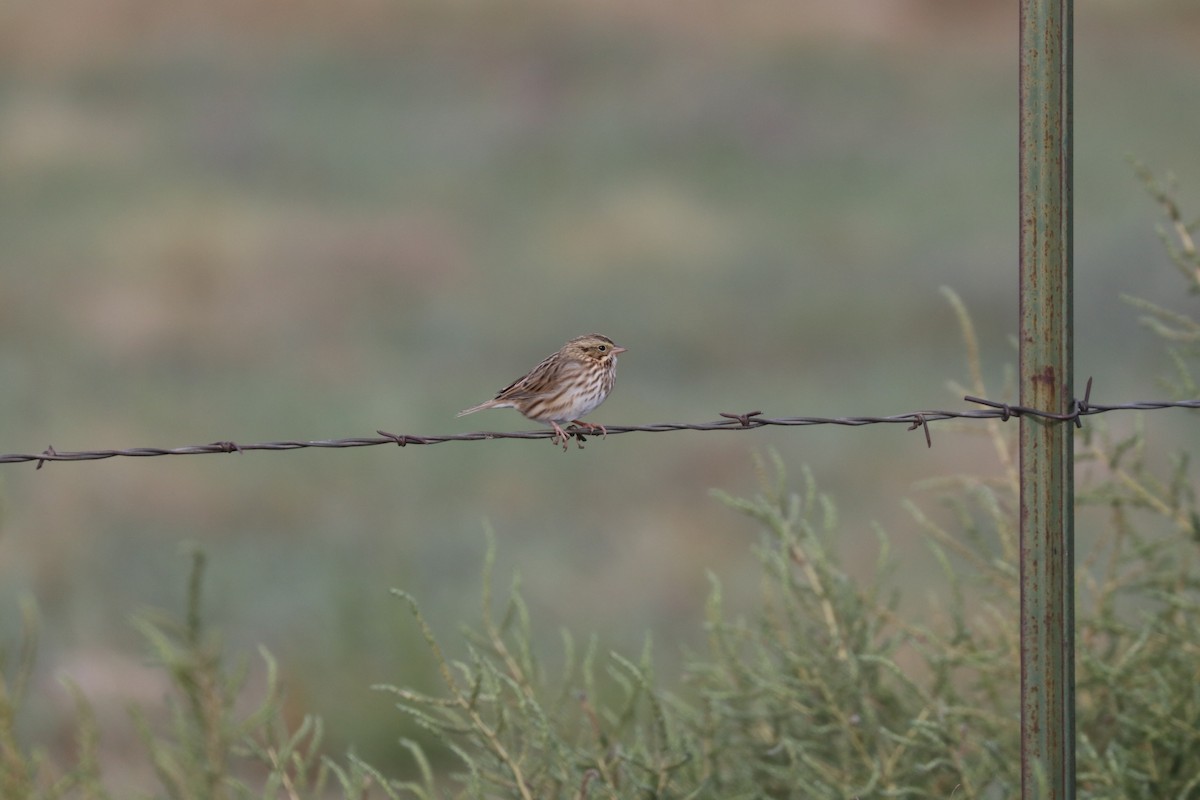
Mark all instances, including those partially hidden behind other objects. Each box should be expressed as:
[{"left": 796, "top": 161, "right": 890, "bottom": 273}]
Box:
[{"left": 564, "top": 333, "right": 627, "bottom": 364}]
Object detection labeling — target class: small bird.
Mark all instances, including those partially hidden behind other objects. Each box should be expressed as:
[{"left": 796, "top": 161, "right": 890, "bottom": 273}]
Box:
[{"left": 457, "top": 333, "right": 627, "bottom": 450}]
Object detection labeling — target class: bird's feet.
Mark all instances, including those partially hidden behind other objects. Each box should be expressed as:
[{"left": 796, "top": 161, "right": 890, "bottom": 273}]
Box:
[
  {"left": 549, "top": 421, "right": 575, "bottom": 451},
  {"left": 571, "top": 420, "right": 608, "bottom": 439},
  {"left": 549, "top": 421, "right": 606, "bottom": 450}
]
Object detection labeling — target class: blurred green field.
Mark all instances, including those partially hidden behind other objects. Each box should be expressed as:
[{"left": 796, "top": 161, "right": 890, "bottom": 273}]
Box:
[{"left": 1, "top": 0, "right": 1199, "bottom": 783}]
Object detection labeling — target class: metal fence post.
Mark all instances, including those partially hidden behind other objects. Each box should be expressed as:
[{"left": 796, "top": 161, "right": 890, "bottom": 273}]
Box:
[{"left": 1019, "top": 0, "right": 1075, "bottom": 797}]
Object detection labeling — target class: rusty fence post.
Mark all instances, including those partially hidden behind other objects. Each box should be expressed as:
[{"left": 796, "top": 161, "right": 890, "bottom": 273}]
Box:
[{"left": 1019, "top": 0, "right": 1075, "bottom": 797}]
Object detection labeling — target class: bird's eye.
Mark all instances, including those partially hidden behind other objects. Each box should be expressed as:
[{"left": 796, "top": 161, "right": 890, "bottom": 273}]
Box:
[{"left": 597, "top": 345, "right": 607, "bottom": 352}]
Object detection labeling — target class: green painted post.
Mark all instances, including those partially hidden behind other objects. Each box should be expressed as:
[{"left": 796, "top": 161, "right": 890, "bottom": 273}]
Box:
[{"left": 1019, "top": 0, "right": 1075, "bottom": 798}]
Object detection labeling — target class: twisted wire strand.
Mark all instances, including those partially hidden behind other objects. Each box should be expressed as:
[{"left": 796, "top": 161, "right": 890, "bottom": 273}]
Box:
[{"left": 3, "top": 379, "right": 1198, "bottom": 468}]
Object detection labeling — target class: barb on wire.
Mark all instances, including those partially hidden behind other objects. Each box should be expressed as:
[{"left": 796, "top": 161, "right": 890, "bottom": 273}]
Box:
[
  {"left": 965, "top": 375, "right": 1096, "bottom": 427},
  {"left": 2, "top": 379, "right": 1199, "bottom": 468}
]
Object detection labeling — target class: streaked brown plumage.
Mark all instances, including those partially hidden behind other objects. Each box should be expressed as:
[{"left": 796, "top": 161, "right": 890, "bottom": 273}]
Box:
[{"left": 457, "top": 333, "right": 626, "bottom": 450}]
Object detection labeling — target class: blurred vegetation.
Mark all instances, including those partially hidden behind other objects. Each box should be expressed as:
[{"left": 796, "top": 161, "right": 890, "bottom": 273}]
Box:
[{"left": 0, "top": 168, "right": 1198, "bottom": 797}]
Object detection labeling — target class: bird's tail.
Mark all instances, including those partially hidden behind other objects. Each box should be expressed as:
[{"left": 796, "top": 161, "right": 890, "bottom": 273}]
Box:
[{"left": 456, "top": 401, "right": 494, "bottom": 417}]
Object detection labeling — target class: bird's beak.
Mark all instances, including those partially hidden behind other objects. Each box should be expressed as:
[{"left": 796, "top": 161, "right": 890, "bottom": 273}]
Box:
[{"left": 612, "top": 345, "right": 628, "bottom": 355}]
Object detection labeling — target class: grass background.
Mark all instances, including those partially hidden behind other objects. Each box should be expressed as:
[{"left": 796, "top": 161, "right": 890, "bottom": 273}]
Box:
[{"left": 1, "top": 0, "right": 1199, "bottom": 784}]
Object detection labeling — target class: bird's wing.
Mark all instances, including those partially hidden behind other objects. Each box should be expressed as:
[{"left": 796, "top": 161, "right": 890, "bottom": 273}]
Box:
[{"left": 493, "top": 354, "right": 579, "bottom": 402}]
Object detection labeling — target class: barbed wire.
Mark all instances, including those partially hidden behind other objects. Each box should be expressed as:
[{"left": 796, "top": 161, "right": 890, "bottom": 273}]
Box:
[{"left": 2, "top": 379, "right": 1199, "bottom": 468}]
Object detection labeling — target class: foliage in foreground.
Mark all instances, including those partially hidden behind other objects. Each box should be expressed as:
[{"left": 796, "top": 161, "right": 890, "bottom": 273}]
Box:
[{"left": 0, "top": 167, "right": 1198, "bottom": 797}]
